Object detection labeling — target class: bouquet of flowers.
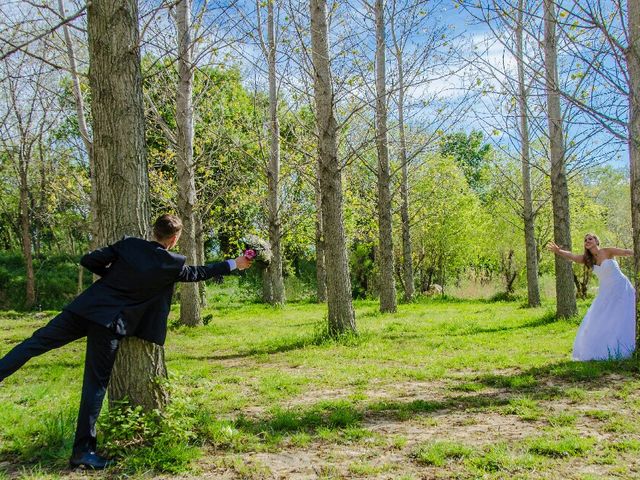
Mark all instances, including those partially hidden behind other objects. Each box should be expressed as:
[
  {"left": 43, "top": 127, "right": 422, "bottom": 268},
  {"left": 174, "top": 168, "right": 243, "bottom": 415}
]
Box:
[{"left": 243, "top": 234, "right": 272, "bottom": 267}]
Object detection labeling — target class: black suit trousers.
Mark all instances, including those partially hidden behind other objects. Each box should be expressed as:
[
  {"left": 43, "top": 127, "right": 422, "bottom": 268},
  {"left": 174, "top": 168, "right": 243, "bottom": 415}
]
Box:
[{"left": 0, "top": 310, "right": 120, "bottom": 454}]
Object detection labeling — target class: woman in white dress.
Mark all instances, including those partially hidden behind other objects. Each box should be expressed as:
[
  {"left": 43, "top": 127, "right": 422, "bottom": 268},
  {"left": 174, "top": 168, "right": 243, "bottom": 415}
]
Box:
[{"left": 547, "top": 234, "right": 636, "bottom": 361}]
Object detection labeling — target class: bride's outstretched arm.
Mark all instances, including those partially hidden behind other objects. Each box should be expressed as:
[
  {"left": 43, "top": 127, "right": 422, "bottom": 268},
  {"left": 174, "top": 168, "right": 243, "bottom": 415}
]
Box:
[
  {"left": 546, "top": 242, "right": 585, "bottom": 263},
  {"left": 603, "top": 247, "right": 633, "bottom": 257}
]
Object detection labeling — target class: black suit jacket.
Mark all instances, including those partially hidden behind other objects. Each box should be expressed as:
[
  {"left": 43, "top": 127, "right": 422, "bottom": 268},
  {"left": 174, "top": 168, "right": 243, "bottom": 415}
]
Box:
[{"left": 65, "top": 236, "right": 231, "bottom": 345}]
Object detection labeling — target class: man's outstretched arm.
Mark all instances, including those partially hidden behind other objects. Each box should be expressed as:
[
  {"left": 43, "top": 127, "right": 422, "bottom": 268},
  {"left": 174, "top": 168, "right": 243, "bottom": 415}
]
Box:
[
  {"left": 176, "top": 256, "right": 251, "bottom": 283},
  {"left": 80, "top": 245, "right": 118, "bottom": 277}
]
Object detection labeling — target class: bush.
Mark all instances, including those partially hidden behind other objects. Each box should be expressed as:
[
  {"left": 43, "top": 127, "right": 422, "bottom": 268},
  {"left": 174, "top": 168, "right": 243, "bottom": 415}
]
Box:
[
  {"left": 98, "top": 394, "right": 201, "bottom": 474},
  {"left": 0, "top": 252, "right": 91, "bottom": 311}
]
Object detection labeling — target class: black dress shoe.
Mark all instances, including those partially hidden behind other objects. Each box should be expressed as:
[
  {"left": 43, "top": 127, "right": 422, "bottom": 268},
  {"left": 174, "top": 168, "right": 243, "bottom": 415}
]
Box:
[{"left": 69, "top": 451, "right": 114, "bottom": 470}]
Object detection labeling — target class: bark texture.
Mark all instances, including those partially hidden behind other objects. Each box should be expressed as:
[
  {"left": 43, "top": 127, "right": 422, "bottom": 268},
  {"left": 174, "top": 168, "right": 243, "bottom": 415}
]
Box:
[
  {"left": 516, "top": 0, "right": 540, "bottom": 308},
  {"left": 175, "top": 0, "right": 202, "bottom": 326},
  {"left": 315, "top": 175, "right": 327, "bottom": 302},
  {"left": 543, "top": 0, "right": 576, "bottom": 318},
  {"left": 375, "top": 0, "right": 397, "bottom": 313},
  {"left": 109, "top": 338, "right": 169, "bottom": 409},
  {"left": 310, "top": 0, "right": 356, "bottom": 334},
  {"left": 264, "top": 0, "right": 285, "bottom": 305},
  {"left": 87, "top": 0, "right": 168, "bottom": 411}
]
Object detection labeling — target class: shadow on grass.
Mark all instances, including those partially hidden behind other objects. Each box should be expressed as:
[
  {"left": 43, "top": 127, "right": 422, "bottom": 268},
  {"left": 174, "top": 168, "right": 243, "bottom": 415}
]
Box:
[
  {"left": 445, "top": 310, "right": 571, "bottom": 337},
  {"left": 194, "top": 336, "right": 316, "bottom": 361},
  {"left": 182, "top": 328, "right": 370, "bottom": 362},
  {"left": 475, "top": 358, "right": 639, "bottom": 392}
]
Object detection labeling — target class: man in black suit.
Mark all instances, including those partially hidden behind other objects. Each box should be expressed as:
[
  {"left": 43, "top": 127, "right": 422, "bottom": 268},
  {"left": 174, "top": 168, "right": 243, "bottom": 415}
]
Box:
[{"left": 0, "top": 214, "right": 252, "bottom": 469}]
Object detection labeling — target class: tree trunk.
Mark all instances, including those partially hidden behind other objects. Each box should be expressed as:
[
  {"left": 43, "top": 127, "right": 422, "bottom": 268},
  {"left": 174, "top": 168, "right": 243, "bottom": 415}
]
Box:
[
  {"left": 87, "top": 0, "right": 168, "bottom": 411},
  {"left": 262, "top": 267, "right": 274, "bottom": 303},
  {"left": 573, "top": 266, "right": 591, "bottom": 300},
  {"left": 310, "top": 0, "right": 356, "bottom": 335},
  {"left": 516, "top": 0, "right": 540, "bottom": 308},
  {"left": 58, "top": 0, "right": 97, "bottom": 249},
  {"left": 77, "top": 263, "right": 84, "bottom": 295},
  {"left": 265, "top": 0, "right": 285, "bottom": 305},
  {"left": 626, "top": 0, "right": 640, "bottom": 352},
  {"left": 175, "top": 0, "right": 201, "bottom": 326},
  {"left": 398, "top": 67, "right": 414, "bottom": 303},
  {"left": 374, "top": 0, "right": 397, "bottom": 313},
  {"left": 195, "top": 214, "right": 207, "bottom": 307},
  {"left": 108, "top": 339, "right": 168, "bottom": 409},
  {"left": 390, "top": 10, "right": 414, "bottom": 303},
  {"left": 543, "top": 0, "right": 576, "bottom": 318},
  {"left": 18, "top": 152, "right": 35, "bottom": 309},
  {"left": 315, "top": 175, "right": 327, "bottom": 302}
]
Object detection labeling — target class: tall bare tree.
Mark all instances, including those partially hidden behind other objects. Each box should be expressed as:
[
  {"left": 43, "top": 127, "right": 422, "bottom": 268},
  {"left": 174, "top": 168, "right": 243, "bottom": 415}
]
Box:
[
  {"left": 57, "top": 0, "right": 96, "bottom": 242},
  {"left": 374, "top": 0, "right": 397, "bottom": 313},
  {"left": 543, "top": 0, "right": 577, "bottom": 318},
  {"left": 516, "top": 0, "right": 541, "bottom": 307},
  {"left": 87, "top": 0, "right": 168, "bottom": 410},
  {"left": 256, "top": 0, "right": 285, "bottom": 305},
  {"left": 390, "top": 8, "right": 413, "bottom": 302},
  {"left": 174, "top": 0, "right": 202, "bottom": 326},
  {"left": 310, "top": 0, "right": 356, "bottom": 334}
]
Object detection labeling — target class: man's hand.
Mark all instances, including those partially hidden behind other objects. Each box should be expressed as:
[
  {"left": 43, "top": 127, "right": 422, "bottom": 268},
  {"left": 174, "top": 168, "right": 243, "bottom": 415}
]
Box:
[{"left": 235, "top": 256, "right": 253, "bottom": 270}]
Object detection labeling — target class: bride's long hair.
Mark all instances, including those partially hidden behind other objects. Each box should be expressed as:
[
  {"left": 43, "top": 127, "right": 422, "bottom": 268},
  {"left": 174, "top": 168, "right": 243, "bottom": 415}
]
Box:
[{"left": 582, "top": 233, "right": 600, "bottom": 269}]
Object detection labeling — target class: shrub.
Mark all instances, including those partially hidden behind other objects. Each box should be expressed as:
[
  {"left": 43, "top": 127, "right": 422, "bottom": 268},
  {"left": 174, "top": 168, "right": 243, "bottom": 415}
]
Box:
[
  {"left": 0, "top": 252, "right": 91, "bottom": 311},
  {"left": 98, "top": 395, "right": 201, "bottom": 474}
]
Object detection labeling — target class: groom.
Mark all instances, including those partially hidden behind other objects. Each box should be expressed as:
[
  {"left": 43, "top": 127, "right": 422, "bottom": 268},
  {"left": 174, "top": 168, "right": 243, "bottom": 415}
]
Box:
[{"left": 0, "top": 214, "right": 252, "bottom": 469}]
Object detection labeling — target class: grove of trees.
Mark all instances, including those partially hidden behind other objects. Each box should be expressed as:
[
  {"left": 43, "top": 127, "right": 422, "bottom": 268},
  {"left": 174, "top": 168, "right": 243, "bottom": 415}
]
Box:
[{"left": 1, "top": 0, "right": 637, "bottom": 409}]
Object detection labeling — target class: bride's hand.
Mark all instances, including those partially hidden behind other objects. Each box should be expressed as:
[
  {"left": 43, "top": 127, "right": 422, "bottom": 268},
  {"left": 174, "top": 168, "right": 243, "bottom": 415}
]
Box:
[{"left": 547, "top": 242, "right": 560, "bottom": 254}]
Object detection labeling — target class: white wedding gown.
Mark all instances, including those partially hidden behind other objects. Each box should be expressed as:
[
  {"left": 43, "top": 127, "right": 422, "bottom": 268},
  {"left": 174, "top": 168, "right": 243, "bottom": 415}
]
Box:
[{"left": 572, "top": 259, "right": 636, "bottom": 361}]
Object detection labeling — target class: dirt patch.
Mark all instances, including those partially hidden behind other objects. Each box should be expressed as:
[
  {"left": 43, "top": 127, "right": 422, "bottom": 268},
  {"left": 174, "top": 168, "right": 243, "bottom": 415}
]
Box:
[{"left": 196, "top": 373, "right": 639, "bottom": 479}]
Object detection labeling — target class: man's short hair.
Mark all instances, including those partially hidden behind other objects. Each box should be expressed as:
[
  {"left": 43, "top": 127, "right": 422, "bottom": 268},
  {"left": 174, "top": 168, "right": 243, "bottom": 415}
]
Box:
[{"left": 153, "top": 214, "right": 183, "bottom": 241}]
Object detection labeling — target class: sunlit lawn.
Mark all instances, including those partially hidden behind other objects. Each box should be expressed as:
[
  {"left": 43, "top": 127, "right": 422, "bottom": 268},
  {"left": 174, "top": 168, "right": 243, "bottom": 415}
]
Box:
[{"left": 1, "top": 282, "right": 639, "bottom": 479}]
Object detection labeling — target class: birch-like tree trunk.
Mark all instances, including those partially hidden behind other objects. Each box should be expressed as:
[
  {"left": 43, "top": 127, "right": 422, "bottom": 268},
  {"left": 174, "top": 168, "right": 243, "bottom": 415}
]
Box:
[
  {"left": 175, "top": 0, "right": 202, "bottom": 326},
  {"left": 626, "top": 0, "right": 640, "bottom": 350},
  {"left": 195, "top": 214, "right": 207, "bottom": 306},
  {"left": 18, "top": 148, "right": 35, "bottom": 309},
  {"left": 396, "top": 52, "right": 414, "bottom": 303},
  {"left": 315, "top": 175, "right": 327, "bottom": 302},
  {"left": 374, "top": 0, "right": 397, "bottom": 313},
  {"left": 543, "top": 0, "right": 576, "bottom": 318},
  {"left": 263, "top": 0, "right": 285, "bottom": 305},
  {"left": 387, "top": 0, "right": 428, "bottom": 304},
  {"left": 57, "top": 0, "right": 97, "bottom": 248},
  {"left": 87, "top": 0, "right": 168, "bottom": 411},
  {"left": 310, "top": 0, "right": 356, "bottom": 334},
  {"left": 516, "top": 0, "right": 540, "bottom": 308}
]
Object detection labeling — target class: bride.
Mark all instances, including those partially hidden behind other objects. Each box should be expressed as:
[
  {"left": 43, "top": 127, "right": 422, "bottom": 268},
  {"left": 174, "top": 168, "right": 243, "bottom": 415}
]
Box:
[{"left": 547, "top": 234, "right": 636, "bottom": 361}]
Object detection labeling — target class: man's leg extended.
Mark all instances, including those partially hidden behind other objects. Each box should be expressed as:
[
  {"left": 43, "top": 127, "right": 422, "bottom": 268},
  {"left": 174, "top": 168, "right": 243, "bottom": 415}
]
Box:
[
  {"left": 72, "top": 322, "right": 120, "bottom": 456},
  {"left": 0, "top": 310, "right": 87, "bottom": 382}
]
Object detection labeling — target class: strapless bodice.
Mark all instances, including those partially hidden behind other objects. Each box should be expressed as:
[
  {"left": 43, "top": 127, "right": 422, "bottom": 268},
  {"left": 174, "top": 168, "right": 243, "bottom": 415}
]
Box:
[{"left": 593, "top": 259, "right": 629, "bottom": 290}]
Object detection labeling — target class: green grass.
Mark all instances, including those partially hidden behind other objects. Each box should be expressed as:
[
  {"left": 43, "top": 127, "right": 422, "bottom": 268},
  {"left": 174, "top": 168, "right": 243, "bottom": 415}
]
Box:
[
  {"left": 1, "top": 285, "right": 639, "bottom": 478},
  {"left": 526, "top": 429, "right": 595, "bottom": 458},
  {"left": 413, "top": 441, "right": 475, "bottom": 466}
]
